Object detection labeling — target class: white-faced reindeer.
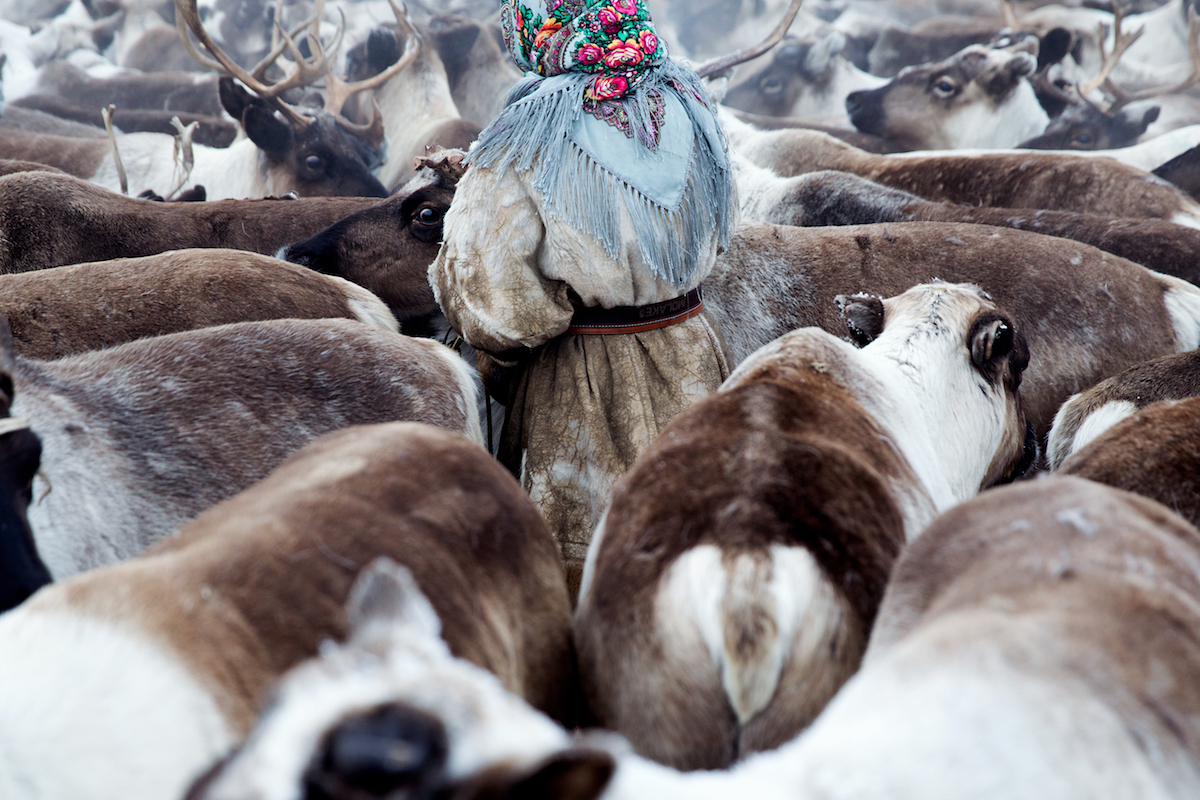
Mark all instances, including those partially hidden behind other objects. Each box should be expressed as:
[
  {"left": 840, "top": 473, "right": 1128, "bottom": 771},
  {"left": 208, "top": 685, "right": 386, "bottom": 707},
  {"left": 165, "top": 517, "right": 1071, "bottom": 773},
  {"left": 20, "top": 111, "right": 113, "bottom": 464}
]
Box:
[
  {"left": 844, "top": 39, "right": 1049, "bottom": 150},
  {"left": 722, "top": 30, "right": 888, "bottom": 126},
  {"left": 574, "top": 283, "right": 1032, "bottom": 770},
  {"left": 342, "top": 7, "right": 481, "bottom": 191}
]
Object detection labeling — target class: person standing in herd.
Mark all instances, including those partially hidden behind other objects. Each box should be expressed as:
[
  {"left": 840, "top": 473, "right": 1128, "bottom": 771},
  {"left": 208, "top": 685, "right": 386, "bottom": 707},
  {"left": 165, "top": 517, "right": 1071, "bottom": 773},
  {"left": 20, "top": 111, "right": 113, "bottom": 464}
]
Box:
[{"left": 431, "top": 0, "right": 735, "bottom": 595}]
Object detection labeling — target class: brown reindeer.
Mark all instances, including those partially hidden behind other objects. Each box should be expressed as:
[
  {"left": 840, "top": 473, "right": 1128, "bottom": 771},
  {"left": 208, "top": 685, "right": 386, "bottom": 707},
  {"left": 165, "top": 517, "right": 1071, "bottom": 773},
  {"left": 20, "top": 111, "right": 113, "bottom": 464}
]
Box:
[
  {"left": 0, "top": 249, "right": 397, "bottom": 360},
  {"left": 280, "top": 150, "right": 464, "bottom": 323},
  {"left": 707, "top": 221, "right": 1200, "bottom": 438},
  {"left": 1048, "top": 349, "right": 1200, "bottom": 468},
  {"left": 0, "top": 172, "right": 380, "bottom": 273},
  {"left": 9, "top": 318, "right": 480, "bottom": 579},
  {"left": 738, "top": 168, "right": 1200, "bottom": 285},
  {"left": 724, "top": 115, "right": 1200, "bottom": 226},
  {"left": 575, "top": 283, "right": 1031, "bottom": 770},
  {"left": 0, "top": 422, "right": 574, "bottom": 800},
  {"left": 1057, "top": 397, "right": 1200, "bottom": 530}
]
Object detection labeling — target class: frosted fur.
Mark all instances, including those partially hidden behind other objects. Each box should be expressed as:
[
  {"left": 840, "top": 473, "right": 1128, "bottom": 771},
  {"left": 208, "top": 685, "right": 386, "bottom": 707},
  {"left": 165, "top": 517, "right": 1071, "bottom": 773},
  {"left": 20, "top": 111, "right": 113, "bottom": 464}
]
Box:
[{"left": 467, "top": 60, "right": 733, "bottom": 289}]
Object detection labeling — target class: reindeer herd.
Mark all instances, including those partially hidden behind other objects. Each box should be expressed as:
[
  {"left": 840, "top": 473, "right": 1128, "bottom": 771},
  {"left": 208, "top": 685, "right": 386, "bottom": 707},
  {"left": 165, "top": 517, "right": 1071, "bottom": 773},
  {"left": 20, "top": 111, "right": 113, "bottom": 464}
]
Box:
[{"left": 4, "top": 0, "right": 1200, "bottom": 797}]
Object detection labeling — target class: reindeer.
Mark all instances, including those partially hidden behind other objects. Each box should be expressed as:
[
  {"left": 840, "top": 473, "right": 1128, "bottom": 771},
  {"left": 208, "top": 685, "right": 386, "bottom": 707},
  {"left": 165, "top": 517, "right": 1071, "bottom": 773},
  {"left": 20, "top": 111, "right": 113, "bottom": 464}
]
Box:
[
  {"left": 575, "top": 283, "right": 1032, "bottom": 771},
  {"left": 1048, "top": 349, "right": 1200, "bottom": 468},
  {"left": 723, "top": 31, "right": 888, "bottom": 127},
  {"left": 0, "top": 248, "right": 398, "bottom": 360},
  {"left": 734, "top": 166, "right": 1200, "bottom": 285},
  {"left": 9, "top": 318, "right": 480, "bottom": 578},
  {"left": 1021, "top": 3, "right": 1200, "bottom": 149},
  {"left": 337, "top": 7, "right": 482, "bottom": 191},
  {"left": 844, "top": 39, "right": 1049, "bottom": 150},
  {"left": 0, "top": 422, "right": 574, "bottom": 800},
  {"left": 723, "top": 114, "right": 1200, "bottom": 225},
  {"left": 0, "top": 0, "right": 389, "bottom": 200},
  {"left": 0, "top": 171, "right": 382, "bottom": 273}
]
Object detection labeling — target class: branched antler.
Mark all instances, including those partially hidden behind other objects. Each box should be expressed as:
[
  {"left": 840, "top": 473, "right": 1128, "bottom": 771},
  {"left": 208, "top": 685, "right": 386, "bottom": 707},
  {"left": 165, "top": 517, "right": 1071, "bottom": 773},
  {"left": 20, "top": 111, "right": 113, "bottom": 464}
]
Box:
[
  {"left": 323, "top": 0, "right": 420, "bottom": 140},
  {"left": 1103, "top": 7, "right": 1200, "bottom": 109},
  {"left": 174, "top": 0, "right": 338, "bottom": 129},
  {"left": 1077, "top": 3, "right": 1146, "bottom": 99}
]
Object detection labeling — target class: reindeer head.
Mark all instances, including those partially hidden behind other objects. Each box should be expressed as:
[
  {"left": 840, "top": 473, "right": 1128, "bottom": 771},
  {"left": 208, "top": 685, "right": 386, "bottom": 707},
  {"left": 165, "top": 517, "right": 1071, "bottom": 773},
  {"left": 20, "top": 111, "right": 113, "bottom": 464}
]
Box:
[
  {"left": 176, "top": 0, "right": 424, "bottom": 198},
  {"left": 186, "top": 558, "right": 612, "bottom": 800},
  {"left": 839, "top": 283, "right": 1035, "bottom": 492},
  {"left": 278, "top": 149, "right": 466, "bottom": 321},
  {"left": 1021, "top": 4, "right": 1200, "bottom": 151},
  {"left": 845, "top": 40, "right": 1047, "bottom": 149}
]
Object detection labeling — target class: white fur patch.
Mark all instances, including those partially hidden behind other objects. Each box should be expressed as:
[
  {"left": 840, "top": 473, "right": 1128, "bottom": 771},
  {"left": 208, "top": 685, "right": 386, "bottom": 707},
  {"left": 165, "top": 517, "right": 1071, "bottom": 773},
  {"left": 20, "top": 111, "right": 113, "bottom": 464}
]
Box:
[
  {"left": 940, "top": 82, "right": 1048, "bottom": 150},
  {"left": 1160, "top": 276, "right": 1200, "bottom": 351},
  {"left": 1063, "top": 400, "right": 1140, "bottom": 463},
  {"left": 1170, "top": 212, "right": 1200, "bottom": 231},
  {"left": 655, "top": 544, "right": 847, "bottom": 727},
  {"left": 323, "top": 275, "right": 399, "bottom": 333},
  {"left": 0, "top": 608, "right": 235, "bottom": 800}
]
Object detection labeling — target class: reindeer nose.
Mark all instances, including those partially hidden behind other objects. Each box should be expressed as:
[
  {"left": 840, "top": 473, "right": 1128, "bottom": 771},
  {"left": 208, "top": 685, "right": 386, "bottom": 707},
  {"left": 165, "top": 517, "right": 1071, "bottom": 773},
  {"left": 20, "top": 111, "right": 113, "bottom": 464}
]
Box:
[
  {"left": 304, "top": 704, "right": 448, "bottom": 798},
  {"left": 845, "top": 92, "right": 862, "bottom": 117}
]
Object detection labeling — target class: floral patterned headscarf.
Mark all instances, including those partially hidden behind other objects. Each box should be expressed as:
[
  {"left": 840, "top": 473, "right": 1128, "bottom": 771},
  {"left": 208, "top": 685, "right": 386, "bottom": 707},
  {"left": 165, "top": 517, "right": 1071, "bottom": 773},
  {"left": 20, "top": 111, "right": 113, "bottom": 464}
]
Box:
[
  {"left": 470, "top": 0, "right": 734, "bottom": 290},
  {"left": 502, "top": 0, "right": 664, "bottom": 102}
]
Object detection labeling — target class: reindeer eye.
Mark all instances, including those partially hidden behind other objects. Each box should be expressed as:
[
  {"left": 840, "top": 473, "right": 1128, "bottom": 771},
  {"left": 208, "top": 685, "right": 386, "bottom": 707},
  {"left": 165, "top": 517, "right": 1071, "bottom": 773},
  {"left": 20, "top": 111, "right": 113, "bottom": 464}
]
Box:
[
  {"left": 1072, "top": 132, "right": 1093, "bottom": 145},
  {"left": 304, "top": 155, "right": 324, "bottom": 171},
  {"left": 416, "top": 206, "right": 443, "bottom": 224},
  {"left": 933, "top": 78, "right": 956, "bottom": 97},
  {"left": 761, "top": 77, "right": 784, "bottom": 95}
]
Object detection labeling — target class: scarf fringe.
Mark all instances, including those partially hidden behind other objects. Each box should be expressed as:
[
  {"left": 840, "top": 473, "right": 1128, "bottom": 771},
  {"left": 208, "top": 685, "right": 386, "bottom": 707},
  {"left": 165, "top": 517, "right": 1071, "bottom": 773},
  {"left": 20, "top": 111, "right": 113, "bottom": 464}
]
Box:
[{"left": 468, "top": 61, "right": 733, "bottom": 290}]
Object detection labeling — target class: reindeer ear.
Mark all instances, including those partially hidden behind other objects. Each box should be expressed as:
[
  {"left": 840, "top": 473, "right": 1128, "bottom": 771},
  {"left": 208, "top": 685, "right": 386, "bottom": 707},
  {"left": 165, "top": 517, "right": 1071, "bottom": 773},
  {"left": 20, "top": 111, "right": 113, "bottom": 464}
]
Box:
[
  {"left": 218, "top": 77, "right": 252, "bottom": 122},
  {"left": 431, "top": 17, "right": 483, "bottom": 87},
  {"left": 242, "top": 104, "right": 295, "bottom": 156},
  {"left": 971, "top": 317, "right": 1014, "bottom": 368},
  {"left": 346, "top": 557, "right": 442, "bottom": 651},
  {"left": 367, "top": 27, "right": 402, "bottom": 74},
  {"left": 1009, "top": 51, "right": 1037, "bottom": 79},
  {"left": 806, "top": 32, "right": 846, "bottom": 74},
  {"left": 454, "top": 750, "right": 616, "bottom": 800},
  {"left": 837, "top": 294, "right": 885, "bottom": 347},
  {"left": 1037, "top": 28, "right": 1073, "bottom": 70}
]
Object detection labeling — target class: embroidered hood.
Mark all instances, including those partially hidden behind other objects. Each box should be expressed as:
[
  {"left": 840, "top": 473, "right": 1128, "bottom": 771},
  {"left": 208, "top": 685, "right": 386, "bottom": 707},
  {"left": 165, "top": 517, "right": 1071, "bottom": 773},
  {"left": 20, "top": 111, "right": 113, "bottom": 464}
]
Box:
[{"left": 468, "top": 0, "right": 734, "bottom": 289}]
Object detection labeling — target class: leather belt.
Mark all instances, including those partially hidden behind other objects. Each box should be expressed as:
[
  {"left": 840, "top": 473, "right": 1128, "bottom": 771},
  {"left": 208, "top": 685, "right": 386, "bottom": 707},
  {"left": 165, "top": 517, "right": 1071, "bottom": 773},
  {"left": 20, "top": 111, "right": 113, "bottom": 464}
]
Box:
[{"left": 566, "top": 286, "right": 704, "bottom": 335}]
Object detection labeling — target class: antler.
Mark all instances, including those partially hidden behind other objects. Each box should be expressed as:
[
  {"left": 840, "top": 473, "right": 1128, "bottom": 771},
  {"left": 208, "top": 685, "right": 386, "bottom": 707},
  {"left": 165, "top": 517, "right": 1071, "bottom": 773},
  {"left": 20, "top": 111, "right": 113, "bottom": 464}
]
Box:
[
  {"left": 1077, "top": 3, "right": 1145, "bottom": 99},
  {"left": 323, "top": 0, "right": 421, "bottom": 136},
  {"left": 695, "top": 0, "right": 805, "bottom": 79},
  {"left": 1077, "top": 5, "right": 1200, "bottom": 114},
  {"left": 174, "top": 0, "right": 337, "bottom": 129}
]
